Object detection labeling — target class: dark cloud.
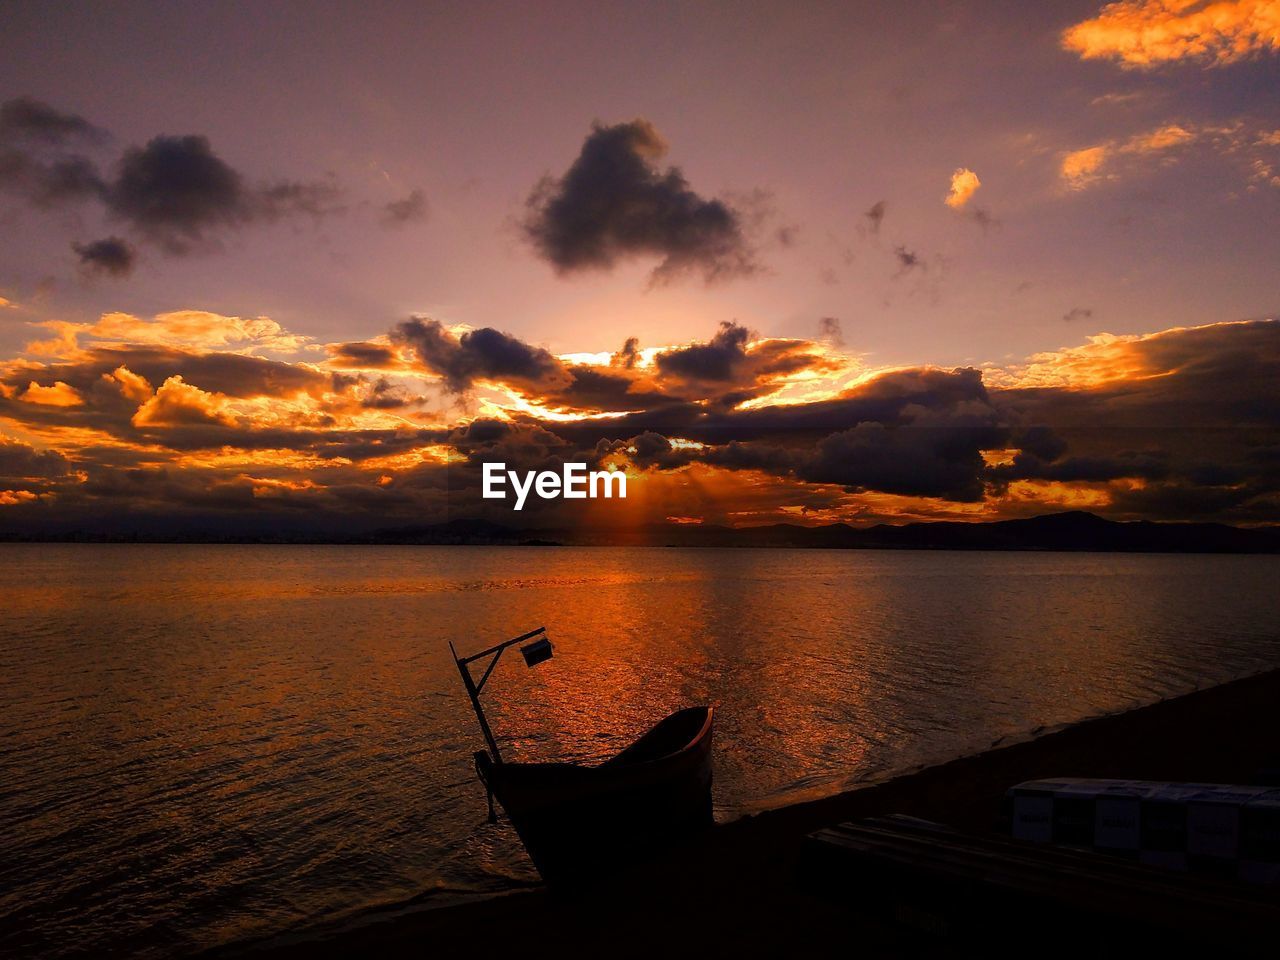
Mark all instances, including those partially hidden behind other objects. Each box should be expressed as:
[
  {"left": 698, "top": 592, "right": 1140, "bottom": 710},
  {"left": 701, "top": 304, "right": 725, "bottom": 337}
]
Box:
[
  {"left": 801, "top": 419, "right": 1003, "bottom": 501},
  {"left": 392, "top": 317, "right": 569, "bottom": 394},
  {"left": 547, "top": 366, "right": 673, "bottom": 414},
  {"left": 106, "top": 135, "right": 340, "bottom": 253},
  {"left": 0, "top": 100, "right": 342, "bottom": 259},
  {"left": 893, "top": 245, "right": 923, "bottom": 273},
  {"left": 987, "top": 319, "right": 1280, "bottom": 521},
  {"left": 1063, "top": 306, "right": 1094, "bottom": 323},
  {"left": 989, "top": 449, "right": 1170, "bottom": 485},
  {"left": 360, "top": 377, "right": 428, "bottom": 410},
  {"left": 818, "top": 316, "right": 844, "bottom": 346},
  {"left": 623, "top": 431, "right": 686, "bottom": 469},
  {"left": 581, "top": 366, "right": 1007, "bottom": 501},
  {"left": 381, "top": 188, "right": 428, "bottom": 227},
  {"left": 864, "top": 200, "right": 886, "bottom": 234},
  {"left": 522, "top": 119, "right": 759, "bottom": 284},
  {"left": 326, "top": 340, "right": 401, "bottom": 369},
  {"left": 1013, "top": 424, "right": 1068, "bottom": 462},
  {"left": 72, "top": 236, "right": 136, "bottom": 277},
  {"left": 0, "top": 97, "right": 107, "bottom": 146},
  {"left": 967, "top": 208, "right": 1000, "bottom": 232},
  {"left": 348, "top": 320, "right": 827, "bottom": 414},
  {"left": 257, "top": 180, "right": 343, "bottom": 218},
  {"left": 656, "top": 321, "right": 752, "bottom": 382},
  {"left": 0, "top": 149, "right": 106, "bottom": 206},
  {"left": 6, "top": 316, "right": 1280, "bottom": 530},
  {"left": 547, "top": 364, "right": 997, "bottom": 448},
  {"left": 1000, "top": 321, "right": 1280, "bottom": 431},
  {"left": 0, "top": 433, "right": 71, "bottom": 481},
  {"left": 611, "top": 336, "right": 640, "bottom": 369},
  {"left": 650, "top": 321, "right": 823, "bottom": 398}
]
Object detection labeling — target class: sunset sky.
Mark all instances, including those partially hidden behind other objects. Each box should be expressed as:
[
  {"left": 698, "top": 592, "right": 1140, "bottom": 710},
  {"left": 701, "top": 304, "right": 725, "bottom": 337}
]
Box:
[{"left": 2, "top": 0, "right": 1279, "bottom": 534}]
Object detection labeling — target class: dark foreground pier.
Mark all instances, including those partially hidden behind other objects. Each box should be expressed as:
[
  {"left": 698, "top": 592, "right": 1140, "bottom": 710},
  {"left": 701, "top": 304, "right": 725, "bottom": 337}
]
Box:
[{"left": 241, "top": 668, "right": 1280, "bottom": 958}]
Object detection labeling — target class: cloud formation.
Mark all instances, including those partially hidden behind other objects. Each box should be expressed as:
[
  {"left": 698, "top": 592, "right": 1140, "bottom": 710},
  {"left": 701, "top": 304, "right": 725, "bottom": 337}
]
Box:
[
  {"left": 1060, "top": 120, "right": 1277, "bottom": 189},
  {"left": 20, "top": 380, "right": 83, "bottom": 406},
  {"left": 893, "top": 246, "right": 924, "bottom": 273},
  {"left": 0, "top": 98, "right": 343, "bottom": 260},
  {"left": 864, "top": 200, "right": 887, "bottom": 234},
  {"left": 392, "top": 317, "right": 570, "bottom": 394},
  {"left": 106, "top": 134, "right": 341, "bottom": 253},
  {"left": 1061, "top": 145, "right": 1111, "bottom": 188},
  {"left": 2, "top": 306, "right": 1279, "bottom": 532},
  {"left": 0, "top": 97, "right": 107, "bottom": 146},
  {"left": 27, "top": 310, "right": 309, "bottom": 356},
  {"left": 818, "top": 317, "right": 844, "bottom": 346},
  {"left": 522, "top": 119, "right": 760, "bottom": 284},
  {"left": 945, "top": 167, "right": 981, "bottom": 208},
  {"left": 72, "top": 237, "right": 136, "bottom": 277},
  {"left": 1063, "top": 0, "right": 1280, "bottom": 69},
  {"left": 132, "top": 376, "right": 236, "bottom": 427},
  {"left": 0, "top": 434, "right": 70, "bottom": 485},
  {"left": 381, "top": 188, "right": 428, "bottom": 227}
]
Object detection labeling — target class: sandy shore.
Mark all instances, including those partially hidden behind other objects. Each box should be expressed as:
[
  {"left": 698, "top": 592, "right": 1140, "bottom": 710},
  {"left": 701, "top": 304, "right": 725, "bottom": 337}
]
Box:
[{"left": 241, "top": 668, "right": 1280, "bottom": 958}]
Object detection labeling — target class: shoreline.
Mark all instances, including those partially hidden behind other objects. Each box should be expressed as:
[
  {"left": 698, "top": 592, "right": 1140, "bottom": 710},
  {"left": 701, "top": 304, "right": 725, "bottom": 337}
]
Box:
[
  {"left": 6, "top": 510, "right": 1280, "bottom": 554},
  {"left": 238, "top": 666, "right": 1280, "bottom": 958}
]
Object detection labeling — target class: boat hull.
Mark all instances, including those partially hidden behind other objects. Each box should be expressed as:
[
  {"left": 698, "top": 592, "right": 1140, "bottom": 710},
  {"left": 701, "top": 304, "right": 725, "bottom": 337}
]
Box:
[{"left": 477, "top": 706, "right": 714, "bottom": 884}]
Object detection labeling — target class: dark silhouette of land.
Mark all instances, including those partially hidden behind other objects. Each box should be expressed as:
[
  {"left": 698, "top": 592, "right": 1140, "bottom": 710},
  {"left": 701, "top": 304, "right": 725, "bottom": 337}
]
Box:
[
  {"left": 236, "top": 668, "right": 1280, "bottom": 959},
  {"left": 5, "top": 511, "right": 1279, "bottom": 553}
]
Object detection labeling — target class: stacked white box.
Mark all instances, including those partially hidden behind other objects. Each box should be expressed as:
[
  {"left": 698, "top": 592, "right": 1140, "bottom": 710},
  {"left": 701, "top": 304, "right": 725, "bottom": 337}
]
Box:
[
  {"left": 1009, "top": 778, "right": 1092, "bottom": 843},
  {"left": 1137, "top": 783, "right": 1208, "bottom": 872},
  {"left": 1186, "top": 785, "right": 1272, "bottom": 875},
  {"left": 1239, "top": 789, "right": 1280, "bottom": 885},
  {"left": 1050, "top": 779, "right": 1108, "bottom": 847},
  {"left": 1009, "top": 779, "right": 1070, "bottom": 843},
  {"left": 1093, "top": 780, "right": 1159, "bottom": 855},
  {"left": 1007, "top": 778, "right": 1280, "bottom": 883}
]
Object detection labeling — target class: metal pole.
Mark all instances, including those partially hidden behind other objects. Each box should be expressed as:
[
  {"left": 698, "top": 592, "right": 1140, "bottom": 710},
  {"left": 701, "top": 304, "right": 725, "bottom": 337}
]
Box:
[
  {"left": 450, "top": 640, "right": 504, "bottom": 764},
  {"left": 458, "top": 626, "right": 545, "bottom": 665}
]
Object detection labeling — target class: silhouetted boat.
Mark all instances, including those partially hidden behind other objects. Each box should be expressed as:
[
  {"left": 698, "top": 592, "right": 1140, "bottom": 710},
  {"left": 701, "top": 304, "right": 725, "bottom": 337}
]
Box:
[
  {"left": 450, "top": 628, "right": 715, "bottom": 883},
  {"left": 474, "top": 706, "right": 715, "bottom": 883}
]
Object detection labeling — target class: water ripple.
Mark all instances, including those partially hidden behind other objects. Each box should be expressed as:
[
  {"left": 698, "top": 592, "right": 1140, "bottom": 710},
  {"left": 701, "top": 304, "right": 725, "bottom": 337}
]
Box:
[{"left": 1, "top": 544, "right": 1277, "bottom": 958}]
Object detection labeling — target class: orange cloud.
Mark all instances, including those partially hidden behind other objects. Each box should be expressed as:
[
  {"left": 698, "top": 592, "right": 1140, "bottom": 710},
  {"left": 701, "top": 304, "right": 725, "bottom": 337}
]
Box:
[
  {"left": 21, "top": 381, "right": 84, "bottom": 406},
  {"left": 996, "top": 480, "right": 1117, "bottom": 511},
  {"left": 2, "top": 309, "right": 1278, "bottom": 529},
  {"left": 1063, "top": 0, "right": 1280, "bottom": 68},
  {"left": 132, "top": 376, "right": 236, "bottom": 427},
  {"left": 993, "top": 319, "right": 1262, "bottom": 388},
  {"left": 1062, "top": 145, "right": 1111, "bottom": 188},
  {"left": 246, "top": 476, "right": 321, "bottom": 498},
  {"left": 24, "top": 323, "right": 81, "bottom": 358},
  {"left": 25, "top": 310, "right": 309, "bottom": 359},
  {"left": 1059, "top": 120, "right": 1271, "bottom": 189},
  {"left": 944, "top": 167, "right": 982, "bottom": 208},
  {"left": 105, "top": 366, "right": 155, "bottom": 403},
  {"left": 1127, "top": 123, "right": 1197, "bottom": 151},
  {"left": 0, "top": 489, "right": 39, "bottom": 505}
]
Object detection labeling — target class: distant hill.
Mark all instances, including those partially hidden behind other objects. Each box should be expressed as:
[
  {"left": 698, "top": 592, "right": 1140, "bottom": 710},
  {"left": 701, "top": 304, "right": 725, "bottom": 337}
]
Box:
[
  {"left": 3, "top": 511, "right": 1278, "bottom": 553},
  {"left": 628, "top": 511, "right": 1280, "bottom": 554}
]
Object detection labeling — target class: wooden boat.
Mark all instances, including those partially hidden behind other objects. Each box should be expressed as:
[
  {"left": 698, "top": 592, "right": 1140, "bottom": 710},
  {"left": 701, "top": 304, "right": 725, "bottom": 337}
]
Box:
[
  {"left": 474, "top": 705, "right": 714, "bottom": 883},
  {"left": 449, "top": 628, "right": 714, "bottom": 884}
]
